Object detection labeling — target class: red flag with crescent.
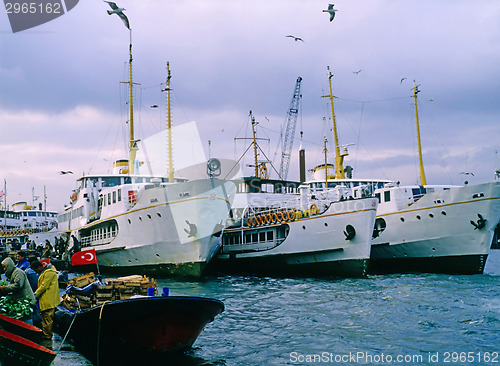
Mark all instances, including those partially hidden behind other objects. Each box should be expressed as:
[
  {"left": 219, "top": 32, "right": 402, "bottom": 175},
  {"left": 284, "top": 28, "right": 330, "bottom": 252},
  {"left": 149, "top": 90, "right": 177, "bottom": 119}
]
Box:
[{"left": 71, "top": 248, "right": 98, "bottom": 266}]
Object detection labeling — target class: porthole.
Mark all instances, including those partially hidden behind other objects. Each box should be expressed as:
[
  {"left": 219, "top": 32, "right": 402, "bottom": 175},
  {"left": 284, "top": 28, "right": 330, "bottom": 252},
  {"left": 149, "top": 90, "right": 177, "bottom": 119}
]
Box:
[
  {"left": 157, "top": 213, "right": 162, "bottom": 218},
  {"left": 302, "top": 226, "right": 306, "bottom": 230},
  {"left": 147, "top": 214, "right": 152, "bottom": 219},
  {"left": 441, "top": 211, "right": 447, "bottom": 216},
  {"left": 400, "top": 217, "right": 405, "bottom": 222},
  {"left": 139, "top": 216, "right": 143, "bottom": 221},
  {"left": 128, "top": 219, "right": 132, "bottom": 224},
  {"left": 416, "top": 215, "right": 421, "bottom": 220},
  {"left": 324, "top": 223, "right": 328, "bottom": 227},
  {"left": 429, "top": 213, "right": 434, "bottom": 218}
]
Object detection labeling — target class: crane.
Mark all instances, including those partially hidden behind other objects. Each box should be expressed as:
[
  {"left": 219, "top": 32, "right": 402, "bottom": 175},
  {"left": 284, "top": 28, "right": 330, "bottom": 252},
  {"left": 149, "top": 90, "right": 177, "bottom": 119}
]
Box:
[{"left": 279, "top": 76, "right": 302, "bottom": 180}]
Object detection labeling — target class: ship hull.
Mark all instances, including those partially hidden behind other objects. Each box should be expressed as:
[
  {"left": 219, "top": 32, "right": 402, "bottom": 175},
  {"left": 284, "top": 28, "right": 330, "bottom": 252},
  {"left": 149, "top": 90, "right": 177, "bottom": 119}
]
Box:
[
  {"left": 370, "top": 182, "right": 500, "bottom": 274},
  {"left": 213, "top": 197, "right": 378, "bottom": 277},
  {"left": 63, "top": 178, "right": 235, "bottom": 278}
]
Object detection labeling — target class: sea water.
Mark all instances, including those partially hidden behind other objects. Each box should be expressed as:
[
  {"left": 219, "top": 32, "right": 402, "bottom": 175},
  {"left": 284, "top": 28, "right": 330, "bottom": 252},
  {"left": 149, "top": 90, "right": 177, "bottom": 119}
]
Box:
[{"left": 54, "top": 250, "right": 500, "bottom": 366}]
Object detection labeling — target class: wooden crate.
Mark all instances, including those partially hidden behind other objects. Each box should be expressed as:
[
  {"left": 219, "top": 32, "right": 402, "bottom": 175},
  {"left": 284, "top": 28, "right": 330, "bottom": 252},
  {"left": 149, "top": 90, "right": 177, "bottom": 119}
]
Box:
[{"left": 69, "top": 272, "right": 95, "bottom": 288}]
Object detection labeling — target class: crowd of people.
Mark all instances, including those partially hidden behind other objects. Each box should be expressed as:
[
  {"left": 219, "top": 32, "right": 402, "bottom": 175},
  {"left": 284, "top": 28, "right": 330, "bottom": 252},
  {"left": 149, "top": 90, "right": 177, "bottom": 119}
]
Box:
[{"left": 0, "top": 250, "right": 61, "bottom": 348}]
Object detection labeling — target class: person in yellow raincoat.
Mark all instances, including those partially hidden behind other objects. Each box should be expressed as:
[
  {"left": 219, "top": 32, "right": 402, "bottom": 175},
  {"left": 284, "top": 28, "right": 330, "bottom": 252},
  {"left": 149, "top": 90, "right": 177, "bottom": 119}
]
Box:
[{"left": 31, "top": 260, "right": 60, "bottom": 341}]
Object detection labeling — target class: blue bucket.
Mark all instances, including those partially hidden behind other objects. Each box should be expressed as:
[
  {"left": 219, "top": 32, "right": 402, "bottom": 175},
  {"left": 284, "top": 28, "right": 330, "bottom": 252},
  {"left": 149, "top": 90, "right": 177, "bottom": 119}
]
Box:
[{"left": 162, "top": 287, "right": 169, "bottom": 296}]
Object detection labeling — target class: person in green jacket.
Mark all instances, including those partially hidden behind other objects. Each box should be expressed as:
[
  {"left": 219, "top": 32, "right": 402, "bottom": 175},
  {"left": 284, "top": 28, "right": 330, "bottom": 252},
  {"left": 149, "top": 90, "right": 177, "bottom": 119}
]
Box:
[
  {"left": 31, "top": 260, "right": 60, "bottom": 341},
  {"left": 0, "top": 257, "right": 36, "bottom": 305}
]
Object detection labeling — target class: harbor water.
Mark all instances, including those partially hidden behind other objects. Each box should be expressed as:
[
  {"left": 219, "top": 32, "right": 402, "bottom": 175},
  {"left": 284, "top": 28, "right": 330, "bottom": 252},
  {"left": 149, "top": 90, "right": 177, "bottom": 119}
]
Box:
[{"left": 54, "top": 250, "right": 500, "bottom": 366}]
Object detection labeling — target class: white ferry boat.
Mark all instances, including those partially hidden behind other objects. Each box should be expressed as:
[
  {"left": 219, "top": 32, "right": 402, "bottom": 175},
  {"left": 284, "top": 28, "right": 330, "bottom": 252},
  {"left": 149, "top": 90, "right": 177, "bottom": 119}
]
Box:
[
  {"left": 213, "top": 112, "right": 378, "bottom": 277},
  {"left": 305, "top": 69, "right": 500, "bottom": 274},
  {"left": 57, "top": 42, "right": 236, "bottom": 277}
]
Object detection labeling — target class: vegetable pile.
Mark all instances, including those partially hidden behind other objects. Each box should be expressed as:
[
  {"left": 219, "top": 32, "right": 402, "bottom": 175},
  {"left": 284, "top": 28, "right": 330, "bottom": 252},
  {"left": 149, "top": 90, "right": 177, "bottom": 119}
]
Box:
[{"left": 0, "top": 296, "right": 33, "bottom": 319}]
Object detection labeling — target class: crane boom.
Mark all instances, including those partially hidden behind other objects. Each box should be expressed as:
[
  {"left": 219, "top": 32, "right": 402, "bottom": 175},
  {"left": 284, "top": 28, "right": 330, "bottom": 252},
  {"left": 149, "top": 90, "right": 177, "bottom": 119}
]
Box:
[{"left": 279, "top": 76, "right": 302, "bottom": 180}]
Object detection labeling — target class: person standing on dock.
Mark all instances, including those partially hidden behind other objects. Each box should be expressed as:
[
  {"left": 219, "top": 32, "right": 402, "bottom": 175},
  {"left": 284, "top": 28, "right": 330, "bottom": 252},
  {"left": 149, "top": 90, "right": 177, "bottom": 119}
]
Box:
[{"left": 31, "top": 260, "right": 60, "bottom": 342}]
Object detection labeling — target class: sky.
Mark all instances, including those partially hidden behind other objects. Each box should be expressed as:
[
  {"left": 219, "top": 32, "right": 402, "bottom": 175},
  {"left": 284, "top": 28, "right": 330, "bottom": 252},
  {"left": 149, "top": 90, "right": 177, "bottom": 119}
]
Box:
[{"left": 1, "top": 0, "right": 500, "bottom": 211}]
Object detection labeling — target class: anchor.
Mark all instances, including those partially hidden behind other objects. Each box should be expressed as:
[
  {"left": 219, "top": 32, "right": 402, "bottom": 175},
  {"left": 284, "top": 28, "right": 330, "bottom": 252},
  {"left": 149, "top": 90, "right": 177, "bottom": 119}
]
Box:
[
  {"left": 184, "top": 220, "right": 198, "bottom": 237},
  {"left": 470, "top": 213, "right": 486, "bottom": 230},
  {"left": 344, "top": 224, "right": 356, "bottom": 240}
]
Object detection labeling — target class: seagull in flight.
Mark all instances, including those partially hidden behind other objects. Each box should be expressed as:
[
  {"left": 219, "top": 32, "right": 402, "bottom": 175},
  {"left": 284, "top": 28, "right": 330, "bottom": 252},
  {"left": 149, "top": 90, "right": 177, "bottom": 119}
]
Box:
[
  {"left": 353, "top": 69, "right": 361, "bottom": 74},
  {"left": 104, "top": 1, "right": 130, "bottom": 29},
  {"left": 323, "top": 4, "right": 338, "bottom": 22},
  {"left": 400, "top": 77, "right": 407, "bottom": 84},
  {"left": 59, "top": 171, "right": 73, "bottom": 175},
  {"left": 286, "top": 35, "right": 304, "bottom": 42}
]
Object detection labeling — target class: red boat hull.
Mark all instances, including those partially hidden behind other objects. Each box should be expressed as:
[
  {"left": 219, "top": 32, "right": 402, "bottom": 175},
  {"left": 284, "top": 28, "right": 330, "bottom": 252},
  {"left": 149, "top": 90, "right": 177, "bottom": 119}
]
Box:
[
  {"left": 0, "top": 314, "right": 43, "bottom": 343},
  {"left": 0, "top": 329, "right": 55, "bottom": 366}
]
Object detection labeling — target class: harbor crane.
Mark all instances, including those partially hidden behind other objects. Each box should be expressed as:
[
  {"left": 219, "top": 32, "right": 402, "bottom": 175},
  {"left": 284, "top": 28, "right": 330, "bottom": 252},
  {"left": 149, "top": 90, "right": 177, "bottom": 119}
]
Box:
[{"left": 279, "top": 76, "right": 302, "bottom": 180}]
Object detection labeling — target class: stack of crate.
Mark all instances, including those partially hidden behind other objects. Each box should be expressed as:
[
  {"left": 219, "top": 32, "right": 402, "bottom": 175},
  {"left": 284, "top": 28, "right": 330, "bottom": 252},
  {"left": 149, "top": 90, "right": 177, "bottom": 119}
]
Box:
[
  {"left": 104, "top": 275, "right": 158, "bottom": 300},
  {"left": 60, "top": 273, "right": 157, "bottom": 309}
]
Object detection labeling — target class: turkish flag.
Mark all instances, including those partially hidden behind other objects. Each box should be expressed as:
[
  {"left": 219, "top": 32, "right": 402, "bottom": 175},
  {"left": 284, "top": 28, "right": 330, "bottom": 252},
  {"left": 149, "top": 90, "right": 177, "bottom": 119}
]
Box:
[{"left": 71, "top": 249, "right": 98, "bottom": 266}]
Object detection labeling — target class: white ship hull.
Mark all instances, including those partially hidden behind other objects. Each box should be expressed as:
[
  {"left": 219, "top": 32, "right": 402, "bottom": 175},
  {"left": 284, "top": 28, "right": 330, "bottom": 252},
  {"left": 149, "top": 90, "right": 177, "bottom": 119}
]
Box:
[
  {"left": 214, "top": 197, "right": 378, "bottom": 277},
  {"left": 370, "top": 182, "right": 500, "bottom": 274},
  {"left": 59, "top": 178, "right": 235, "bottom": 277}
]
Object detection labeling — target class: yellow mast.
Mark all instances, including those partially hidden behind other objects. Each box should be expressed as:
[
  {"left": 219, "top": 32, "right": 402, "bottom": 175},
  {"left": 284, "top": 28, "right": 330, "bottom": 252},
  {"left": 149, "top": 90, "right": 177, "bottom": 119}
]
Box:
[
  {"left": 323, "top": 136, "right": 328, "bottom": 187},
  {"left": 250, "top": 111, "right": 259, "bottom": 178},
  {"left": 166, "top": 62, "right": 174, "bottom": 183},
  {"left": 413, "top": 81, "right": 427, "bottom": 185},
  {"left": 327, "top": 66, "right": 348, "bottom": 179},
  {"left": 126, "top": 32, "right": 139, "bottom": 175}
]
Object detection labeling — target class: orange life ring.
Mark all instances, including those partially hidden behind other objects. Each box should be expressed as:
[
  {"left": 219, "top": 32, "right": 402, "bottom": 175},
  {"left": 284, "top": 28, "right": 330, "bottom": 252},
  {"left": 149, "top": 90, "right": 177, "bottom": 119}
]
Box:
[
  {"left": 255, "top": 215, "right": 262, "bottom": 225},
  {"left": 248, "top": 216, "right": 255, "bottom": 227},
  {"left": 263, "top": 214, "right": 270, "bottom": 224},
  {"left": 288, "top": 210, "right": 296, "bottom": 221},
  {"left": 276, "top": 211, "right": 283, "bottom": 222},
  {"left": 271, "top": 212, "right": 278, "bottom": 224},
  {"left": 310, "top": 204, "right": 318, "bottom": 215}
]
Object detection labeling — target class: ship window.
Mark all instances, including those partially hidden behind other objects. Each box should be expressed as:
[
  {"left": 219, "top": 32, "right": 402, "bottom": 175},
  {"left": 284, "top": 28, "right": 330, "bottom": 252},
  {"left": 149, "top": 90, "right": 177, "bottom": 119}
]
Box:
[
  {"left": 102, "top": 177, "right": 121, "bottom": 187},
  {"left": 252, "top": 233, "right": 258, "bottom": 242},
  {"left": 124, "top": 177, "right": 132, "bottom": 184},
  {"left": 118, "top": 190, "right": 121, "bottom": 202},
  {"left": 267, "top": 231, "right": 273, "bottom": 241},
  {"left": 259, "top": 232, "right": 266, "bottom": 242},
  {"left": 375, "top": 193, "right": 381, "bottom": 202},
  {"left": 245, "top": 233, "right": 251, "bottom": 243},
  {"left": 384, "top": 191, "right": 391, "bottom": 202},
  {"left": 113, "top": 191, "right": 116, "bottom": 203},
  {"left": 107, "top": 193, "right": 111, "bottom": 205}
]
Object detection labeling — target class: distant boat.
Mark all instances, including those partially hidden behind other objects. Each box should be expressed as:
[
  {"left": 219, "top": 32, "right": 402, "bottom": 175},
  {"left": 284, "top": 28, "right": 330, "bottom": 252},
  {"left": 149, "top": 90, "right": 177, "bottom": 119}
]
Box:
[
  {"left": 304, "top": 68, "right": 500, "bottom": 274},
  {"left": 54, "top": 294, "right": 224, "bottom": 365}
]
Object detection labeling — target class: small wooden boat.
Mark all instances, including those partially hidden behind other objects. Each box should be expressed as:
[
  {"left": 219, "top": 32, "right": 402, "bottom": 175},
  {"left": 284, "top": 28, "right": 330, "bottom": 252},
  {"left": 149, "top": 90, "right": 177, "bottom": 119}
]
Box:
[
  {"left": 54, "top": 295, "right": 224, "bottom": 365},
  {"left": 0, "top": 314, "right": 42, "bottom": 343},
  {"left": 0, "top": 329, "right": 56, "bottom": 366}
]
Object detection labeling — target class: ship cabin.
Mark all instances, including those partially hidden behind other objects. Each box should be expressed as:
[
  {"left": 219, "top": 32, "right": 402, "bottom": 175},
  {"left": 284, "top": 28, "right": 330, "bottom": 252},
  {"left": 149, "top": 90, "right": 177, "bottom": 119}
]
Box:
[
  {"left": 229, "top": 177, "right": 301, "bottom": 220},
  {"left": 58, "top": 173, "right": 188, "bottom": 233}
]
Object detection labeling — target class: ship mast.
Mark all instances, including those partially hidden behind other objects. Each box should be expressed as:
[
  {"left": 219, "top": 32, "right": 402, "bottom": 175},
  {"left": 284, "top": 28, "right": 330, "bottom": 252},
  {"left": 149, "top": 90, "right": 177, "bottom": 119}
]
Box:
[
  {"left": 326, "top": 66, "right": 348, "bottom": 179},
  {"left": 125, "top": 31, "right": 140, "bottom": 175},
  {"left": 165, "top": 62, "right": 174, "bottom": 183},
  {"left": 250, "top": 111, "right": 259, "bottom": 178},
  {"left": 323, "top": 136, "right": 328, "bottom": 187},
  {"left": 413, "top": 81, "right": 427, "bottom": 185}
]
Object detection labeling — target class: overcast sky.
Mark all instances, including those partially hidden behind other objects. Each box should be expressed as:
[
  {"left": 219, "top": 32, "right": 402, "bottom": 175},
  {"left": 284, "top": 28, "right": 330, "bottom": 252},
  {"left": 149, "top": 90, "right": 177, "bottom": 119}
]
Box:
[{"left": 1, "top": 0, "right": 500, "bottom": 211}]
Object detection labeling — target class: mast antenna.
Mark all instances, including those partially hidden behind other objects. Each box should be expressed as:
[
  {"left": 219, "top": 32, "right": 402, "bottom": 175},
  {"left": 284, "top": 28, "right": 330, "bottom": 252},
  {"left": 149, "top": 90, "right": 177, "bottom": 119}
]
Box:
[{"left": 413, "top": 80, "right": 427, "bottom": 185}]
